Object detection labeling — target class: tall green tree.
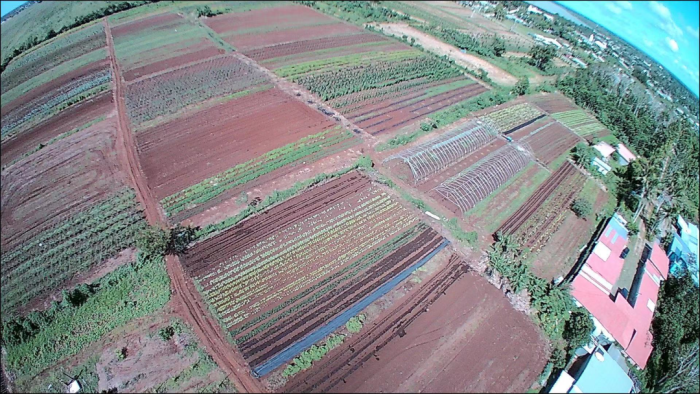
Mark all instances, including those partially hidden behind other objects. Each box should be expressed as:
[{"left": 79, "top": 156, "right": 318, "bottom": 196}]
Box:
[{"left": 528, "top": 44, "right": 556, "bottom": 71}]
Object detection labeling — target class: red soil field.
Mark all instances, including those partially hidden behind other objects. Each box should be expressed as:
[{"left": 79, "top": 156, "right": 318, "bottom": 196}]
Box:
[
  {"left": 181, "top": 172, "right": 437, "bottom": 371},
  {"left": 0, "top": 117, "right": 127, "bottom": 250},
  {"left": 1, "top": 29, "right": 106, "bottom": 95},
  {"left": 351, "top": 83, "right": 488, "bottom": 135},
  {"left": 284, "top": 254, "right": 548, "bottom": 393},
  {"left": 243, "top": 33, "right": 388, "bottom": 62},
  {"left": 136, "top": 88, "right": 335, "bottom": 200},
  {"left": 1, "top": 91, "right": 113, "bottom": 167},
  {"left": 110, "top": 12, "right": 181, "bottom": 38},
  {"left": 230, "top": 24, "right": 362, "bottom": 51},
  {"left": 265, "top": 42, "right": 407, "bottom": 70},
  {"left": 523, "top": 122, "right": 582, "bottom": 165},
  {"left": 204, "top": 5, "right": 336, "bottom": 37},
  {"left": 123, "top": 45, "right": 223, "bottom": 82},
  {"left": 530, "top": 92, "right": 578, "bottom": 114}
]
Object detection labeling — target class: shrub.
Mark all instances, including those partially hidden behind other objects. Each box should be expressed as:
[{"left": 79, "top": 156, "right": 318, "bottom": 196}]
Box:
[
  {"left": 563, "top": 309, "right": 595, "bottom": 354},
  {"left": 571, "top": 198, "right": 593, "bottom": 218},
  {"left": 346, "top": 314, "right": 365, "bottom": 333},
  {"left": 158, "top": 326, "right": 176, "bottom": 342},
  {"left": 627, "top": 220, "right": 639, "bottom": 236},
  {"left": 512, "top": 77, "right": 530, "bottom": 96}
]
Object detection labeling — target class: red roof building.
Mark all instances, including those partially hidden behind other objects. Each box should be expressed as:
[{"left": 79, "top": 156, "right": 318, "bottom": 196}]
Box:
[{"left": 571, "top": 216, "right": 670, "bottom": 369}]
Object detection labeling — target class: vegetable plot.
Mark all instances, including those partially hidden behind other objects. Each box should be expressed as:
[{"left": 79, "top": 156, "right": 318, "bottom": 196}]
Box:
[
  {"left": 551, "top": 110, "right": 605, "bottom": 138},
  {"left": 480, "top": 103, "right": 545, "bottom": 134},
  {"left": 497, "top": 161, "right": 585, "bottom": 253},
  {"left": 181, "top": 172, "right": 446, "bottom": 373}
]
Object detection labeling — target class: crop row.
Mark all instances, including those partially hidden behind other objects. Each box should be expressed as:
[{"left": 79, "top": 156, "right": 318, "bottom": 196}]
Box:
[
  {"left": 161, "top": 126, "right": 355, "bottom": 217},
  {"left": 296, "top": 55, "right": 463, "bottom": 101},
  {"left": 125, "top": 55, "right": 268, "bottom": 125},
  {"left": 481, "top": 103, "right": 543, "bottom": 133},
  {"left": 0, "top": 188, "right": 147, "bottom": 317},
  {"left": 2, "top": 23, "right": 106, "bottom": 95},
  {"left": 276, "top": 49, "right": 419, "bottom": 79},
  {"left": 507, "top": 168, "right": 585, "bottom": 252},
  {"left": 1, "top": 68, "right": 111, "bottom": 137},
  {"left": 228, "top": 223, "right": 428, "bottom": 342},
  {"left": 200, "top": 190, "right": 417, "bottom": 326}
]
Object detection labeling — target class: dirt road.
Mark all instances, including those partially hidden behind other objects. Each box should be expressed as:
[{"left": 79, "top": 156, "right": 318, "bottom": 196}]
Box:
[
  {"left": 103, "top": 18, "right": 266, "bottom": 393},
  {"left": 378, "top": 23, "right": 518, "bottom": 86}
]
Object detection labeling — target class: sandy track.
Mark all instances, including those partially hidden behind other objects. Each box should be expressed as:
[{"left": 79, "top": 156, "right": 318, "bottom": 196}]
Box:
[
  {"left": 377, "top": 23, "right": 518, "bottom": 86},
  {"left": 103, "top": 18, "right": 266, "bottom": 393}
]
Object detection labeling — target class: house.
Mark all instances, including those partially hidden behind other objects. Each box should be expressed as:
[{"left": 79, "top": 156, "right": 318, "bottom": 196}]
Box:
[
  {"left": 595, "top": 40, "right": 608, "bottom": 51},
  {"left": 543, "top": 13, "right": 554, "bottom": 22},
  {"left": 527, "top": 4, "right": 543, "bottom": 14},
  {"left": 549, "top": 345, "right": 634, "bottom": 393},
  {"left": 593, "top": 142, "right": 616, "bottom": 161},
  {"left": 668, "top": 215, "right": 699, "bottom": 286},
  {"left": 572, "top": 57, "right": 588, "bottom": 69},
  {"left": 616, "top": 144, "right": 637, "bottom": 166},
  {"left": 591, "top": 157, "right": 612, "bottom": 175},
  {"left": 571, "top": 214, "right": 669, "bottom": 369}
]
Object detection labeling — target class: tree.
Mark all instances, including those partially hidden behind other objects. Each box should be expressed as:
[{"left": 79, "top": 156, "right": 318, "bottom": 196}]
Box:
[
  {"left": 512, "top": 77, "right": 529, "bottom": 96},
  {"left": 528, "top": 44, "right": 556, "bottom": 71},
  {"left": 645, "top": 271, "right": 700, "bottom": 393},
  {"left": 491, "top": 35, "right": 506, "bottom": 57},
  {"left": 136, "top": 226, "right": 169, "bottom": 258},
  {"left": 632, "top": 66, "right": 648, "bottom": 84},
  {"left": 563, "top": 309, "right": 595, "bottom": 354},
  {"left": 571, "top": 142, "right": 596, "bottom": 167},
  {"left": 167, "top": 225, "right": 197, "bottom": 255},
  {"left": 494, "top": 4, "right": 506, "bottom": 21},
  {"left": 571, "top": 198, "right": 593, "bottom": 218}
]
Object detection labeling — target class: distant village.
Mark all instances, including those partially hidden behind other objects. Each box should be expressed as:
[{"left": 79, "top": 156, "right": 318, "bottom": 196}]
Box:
[{"left": 458, "top": 1, "right": 700, "bottom": 131}]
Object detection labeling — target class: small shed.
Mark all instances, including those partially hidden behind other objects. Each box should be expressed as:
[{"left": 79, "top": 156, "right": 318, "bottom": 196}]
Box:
[{"left": 591, "top": 157, "right": 612, "bottom": 175}]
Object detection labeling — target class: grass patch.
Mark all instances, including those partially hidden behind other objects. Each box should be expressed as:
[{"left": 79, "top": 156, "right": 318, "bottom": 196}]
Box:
[{"left": 445, "top": 217, "right": 478, "bottom": 246}]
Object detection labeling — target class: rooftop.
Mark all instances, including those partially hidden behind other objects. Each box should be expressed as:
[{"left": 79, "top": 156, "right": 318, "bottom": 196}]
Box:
[
  {"left": 575, "top": 347, "right": 634, "bottom": 393},
  {"left": 571, "top": 215, "right": 666, "bottom": 369},
  {"left": 616, "top": 144, "right": 637, "bottom": 162},
  {"left": 593, "top": 142, "right": 616, "bottom": 158}
]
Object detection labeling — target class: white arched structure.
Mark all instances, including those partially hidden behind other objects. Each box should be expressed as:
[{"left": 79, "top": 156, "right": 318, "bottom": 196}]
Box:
[
  {"left": 384, "top": 120, "right": 498, "bottom": 184},
  {"left": 434, "top": 143, "right": 534, "bottom": 214}
]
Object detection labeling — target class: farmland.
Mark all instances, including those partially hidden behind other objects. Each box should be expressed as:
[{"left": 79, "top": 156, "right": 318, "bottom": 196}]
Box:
[
  {"left": 1, "top": 22, "right": 110, "bottom": 140},
  {"left": 204, "top": 4, "right": 489, "bottom": 136},
  {"left": 283, "top": 254, "right": 549, "bottom": 392},
  {"left": 0, "top": 1, "right": 627, "bottom": 393},
  {"left": 111, "top": 12, "right": 225, "bottom": 82},
  {"left": 181, "top": 172, "right": 449, "bottom": 376},
  {"left": 497, "top": 162, "right": 586, "bottom": 253}
]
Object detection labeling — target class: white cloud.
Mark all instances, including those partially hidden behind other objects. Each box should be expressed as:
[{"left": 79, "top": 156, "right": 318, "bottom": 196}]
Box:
[
  {"left": 649, "top": 1, "right": 683, "bottom": 37},
  {"left": 666, "top": 37, "right": 679, "bottom": 52},
  {"left": 617, "top": 1, "right": 633, "bottom": 10},
  {"left": 606, "top": 3, "right": 622, "bottom": 14},
  {"left": 643, "top": 38, "right": 654, "bottom": 47},
  {"left": 649, "top": 1, "right": 671, "bottom": 19},
  {"left": 687, "top": 26, "right": 700, "bottom": 39}
]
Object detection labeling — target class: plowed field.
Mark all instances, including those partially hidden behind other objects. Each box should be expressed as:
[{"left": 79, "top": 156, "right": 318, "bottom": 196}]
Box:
[
  {"left": 530, "top": 92, "right": 578, "bottom": 114},
  {"left": 284, "top": 254, "right": 548, "bottom": 393},
  {"left": 522, "top": 122, "right": 582, "bottom": 165},
  {"left": 1, "top": 91, "right": 113, "bottom": 167},
  {"left": 497, "top": 161, "right": 586, "bottom": 252},
  {"left": 136, "top": 88, "right": 336, "bottom": 200},
  {"left": 181, "top": 172, "right": 448, "bottom": 376}
]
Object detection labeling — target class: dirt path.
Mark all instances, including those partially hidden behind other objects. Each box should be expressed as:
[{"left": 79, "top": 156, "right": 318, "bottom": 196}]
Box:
[
  {"left": 377, "top": 23, "right": 518, "bottom": 86},
  {"left": 103, "top": 18, "right": 265, "bottom": 393}
]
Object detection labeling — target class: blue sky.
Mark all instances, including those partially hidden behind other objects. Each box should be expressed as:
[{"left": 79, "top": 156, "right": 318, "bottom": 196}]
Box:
[
  {"left": 555, "top": 1, "right": 700, "bottom": 97},
  {"left": 1, "top": 1, "right": 25, "bottom": 17}
]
